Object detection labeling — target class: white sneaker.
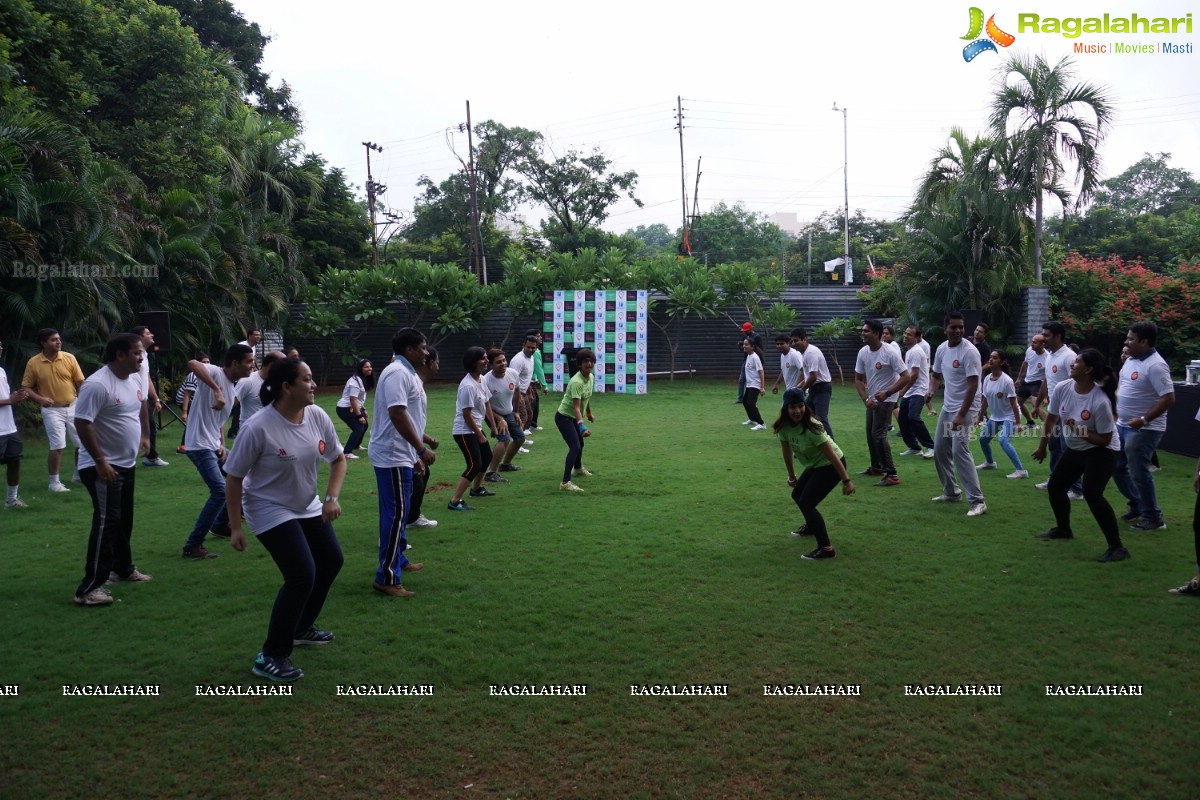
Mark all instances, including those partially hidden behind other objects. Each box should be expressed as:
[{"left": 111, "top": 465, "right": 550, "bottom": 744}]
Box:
[
  {"left": 524, "top": 429, "right": 535, "bottom": 436},
  {"left": 344, "top": 452, "right": 360, "bottom": 460},
  {"left": 1068, "top": 489, "right": 1084, "bottom": 501},
  {"left": 898, "top": 448, "right": 921, "bottom": 456},
  {"left": 518, "top": 447, "right": 531, "bottom": 454},
  {"left": 1007, "top": 470, "right": 1029, "bottom": 479},
  {"left": 741, "top": 420, "right": 753, "bottom": 425},
  {"left": 922, "top": 449, "right": 935, "bottom": 459},
  {"left": 142, "top": 457, "right": 169, "bottom": 467},
  {"left": 932, "top": 493, "right": 963, "bottom": 502},
  {"left": 523, "top": 438, "right": 534, "bottom": 444},
  {"left": 967, "top": 502, "right": 988, "bottom": 517},
  {"left": 49, "top": 482, "right": 71, "bottom": 493},
  {"left": 535, "top": 426, "right": 543, "bottom": 431},
  {"left": 411, "top": 514, "right": 438, "bottom": 528},
  {"left": 1035, "top": 481, "right": 1049, "bottom": 490},
  {"left": 573, "top": 467, "right": 593, "bottom": 477},
  {"left": 74, "top": 588, "right": 113, "bottom": 606},
  {"left": 109, "top": 569, "right": 153, "bottom": 583},
  {"left": 975, "top": 462, "right": 997, "bottom": 471},
  {"left": 750, "top": 424, "right": 766, "bottom": 431},
  {"left": 560, "top": 481, "right": 584, "bottom": 492},
  {"left": 4, "top": 497, "right": 28, "bottom": 509}
]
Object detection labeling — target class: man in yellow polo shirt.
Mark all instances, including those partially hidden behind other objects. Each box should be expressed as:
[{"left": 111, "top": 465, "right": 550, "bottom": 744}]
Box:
[{"left": 22, "top": 328, "right": 85, "bottom": 493}]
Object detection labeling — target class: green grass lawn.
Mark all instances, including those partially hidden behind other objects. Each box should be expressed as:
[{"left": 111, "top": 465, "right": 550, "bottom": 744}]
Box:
[{"left": 1, "top": 380, "right": 1195, "bottom": 799}]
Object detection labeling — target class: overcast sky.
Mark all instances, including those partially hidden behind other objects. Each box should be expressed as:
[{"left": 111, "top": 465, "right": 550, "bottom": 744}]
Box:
[{"left": 233, "top": 0, "right": 1200, "bottom": 233}]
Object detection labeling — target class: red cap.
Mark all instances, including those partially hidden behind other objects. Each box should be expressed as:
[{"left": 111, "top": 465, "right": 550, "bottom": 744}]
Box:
[{"left": 741, "top": 322, "right": 753, "bottom": 332}]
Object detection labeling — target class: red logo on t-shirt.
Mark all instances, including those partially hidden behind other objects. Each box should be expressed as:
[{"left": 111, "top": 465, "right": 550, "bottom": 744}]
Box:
[
  {"left": 996, "top": 391, "right": 1003, "bottom": 399},
  {"left": 952, "top": 359, "right": 961, "bottom": 369},
  {"left": 875, "top": 362, "right": 883, "bottom": 370},
  {"left": 1037, "top": 362, "right": 1043, "bottom": 370},
  {"left": 1130, "top": 371, "right": 1139, "bottom": 381},
  {"left": 278, "top": 448, "right": 289, "bottom": 457},
  {"left": 1081, "top": 410, "right": 1091, "bottom": 421},
  {"left": 1052, "top": 365, "right": 1059, "bottom": 373},
  {"left": 318, "top": 440, "right": 326, "bottom": 455},
  {"left": 136, "top": 390, "right": 143, "bottom": 402}
]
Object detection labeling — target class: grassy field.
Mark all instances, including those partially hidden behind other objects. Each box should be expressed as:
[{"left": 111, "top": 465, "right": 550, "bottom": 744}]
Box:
[{"left": 1, "top": 379, "right": 1195, "bottom": 799}]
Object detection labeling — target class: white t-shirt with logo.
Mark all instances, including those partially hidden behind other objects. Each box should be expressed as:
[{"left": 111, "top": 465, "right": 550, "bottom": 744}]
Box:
[
  {"left": 1117, "top": 351, "right": 1174, "bottom": 432},
  {"left": 369, "top": 356, "right": 426, "bottom": 469},
  {"left": 185, "top": 364, "right": 239, "bottom": 452},
  {"left": 75, "top": 365, "right": 143, "bottom": 470},
  {"left": 0, "top": 367, "right": 16, "bottom": 436},
  {"left": 235, "top": 371, "right": 266, "bottom": 423},
  {"left": 1024, "top": 347, "right": 1047, "bottom": 382},
  {"left": 1049, "top": 381, "right": 1119, "bottom": 452},
  {"left": 904, "top": 346, "right": 930, "bottom": 399},
  {"left": 1043, "top": 345, "right": 1075, "bottom": 397},
  {"left": 982, "top": 373, "right": 1018, "bottom": 422},
  {"left": 778, "top": 348, "right": 805, "bottom": 391},
  {"left": 224, "top": 404, "right": 341, "bottom": 534},
  {"left": 743, "top": 352, "right": 764, "bottom": 391},
  {"left": 508, "top": 351, "right": 535, "bottom": 393},
  {"left": 483, "top": 369, "right": 517, "bottom": 416},
  {"left": 336, "top": 375, "right": 366, "bottom": 409},
  {"left": 855, "top": 343, "right": 906, "bottom": 400},
  {"left": 800, "top": 344, "right": 832, "bottom": 385},
  {"left": 452, "top": 374, "right": 488, "bottom": 435},
  {"left": 932, "top": 340, "right": 982, "bottom": 416}
]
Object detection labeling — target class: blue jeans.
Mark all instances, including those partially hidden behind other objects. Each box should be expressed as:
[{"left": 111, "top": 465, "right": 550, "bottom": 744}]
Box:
[
  {"left": 336, "top": 406, "right": 368, "bottom": 454},
  {"left": 979, "top": 419, "right": 1023, "bottom": 471},
  {"left": 1113, "top": 425, "right": 1164, "bottom": 520},
  {"left": 185, "top": 449, "right": 229, "bottom": 549},
  {"left": 898, "top": 395, "right": 932, "bottom": 449}
]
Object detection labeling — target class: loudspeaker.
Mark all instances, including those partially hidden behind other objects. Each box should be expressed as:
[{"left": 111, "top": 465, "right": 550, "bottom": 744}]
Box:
[{"left": 136, "top": 311, "right": 171, "bottom": 352}]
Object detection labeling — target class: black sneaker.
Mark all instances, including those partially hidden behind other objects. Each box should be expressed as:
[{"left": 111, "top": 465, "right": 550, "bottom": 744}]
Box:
[
  {"left": 1129, "top": 517, "right": 1167, "bottom": 531},
  {"left": 182, "top": 545, "right": 219, "bottom": 559},
  {"left": 1120, "top": 508, "right": 1140, "bottom": 522},
  {"left": 1098, "top": 546, "right": 1130, "bottom": 563},
  {"left": 294, "top": 626, "right": 334, "bottom": 646},
  {"left": 209, "top": 524, "right": 232, "bottom": 540},
  {"left": 484, "top": 471, "right": 508, "bottom": 483},
  {"left": 1168, "top": 579, "right": 1200, "bottom": 596},
  {"left": 1035, "top": 528, "right": 1073, "bottom": 540},
  {"left": 789, "top": 525, "right": 811, "bottom": 537},
  {"left": 252, "top": 652, "right": 303, "bottom": 682},
  {"left": 468, "top": 487, "right": 496, "bottom": 497},
  {"left": 801, "top": 547, "right": 836, "bottom": 560},
  {"left": 498, "top": 463, "right": 522, "bottom": 472}
]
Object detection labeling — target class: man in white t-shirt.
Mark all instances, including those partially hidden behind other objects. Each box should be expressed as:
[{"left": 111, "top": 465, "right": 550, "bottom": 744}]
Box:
[
  {"left": 482, "top": 349, "right": 526, "bottom": 482},
  {"left": 853, "top": 319, "right": 909, "bottom": 486},
  {"left": 130, "top": 325, "right": 168, "bottom": 468},
  {"left": 234, "top": 351, "right": 285, "bottom": 428},
  {"left": 1113, "top": 321, "right": 1175, "bottom": 531},
  {"left": 792, "top": 327, "right": 835, "bottom": 440},
  {"left": 897, "top": 325, "right": 935, "bottom": 458},
  {"left": 1036, "top": 321, "right": 1081, "bottom": 494},
  {"left": 72, "top": 333, "right": 151, "bottom": 606},
  {"left": 181, "top": 343, "right": 256, "bottom": 559},
  {"left": 370, "top": 328, "right": 436, "bottom": 598},
  {"left": 1014, "top": 333, "right": 1047, "bottom": 426},
  {"left": 930, "top": 311, "right": 986, "bottom": 516},
  {"left": 770, "top": 335, "right": 806, "bottom": 395},
  {"left": 0, "top": 339, "right": 30, "bottom": 509}
]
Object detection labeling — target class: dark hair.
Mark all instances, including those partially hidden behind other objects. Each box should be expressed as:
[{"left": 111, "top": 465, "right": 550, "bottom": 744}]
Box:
[
  {"left": 882, "top": 325, "right": 895, "bottom": 337},
  {"left": 486, "top": 347, "right": 505, "bottom": 365},
  {"left": 863, "top": 319, "right": 883, "bottom": 336},
  {"left": 1042, "top": 320, "right": 1066, "bottom": 340},
  {"left": 575, "top": 348, "right": 595, "bottom": 366},
  {"left": 975, "top": 322, "right": 989, "bottom": 334},
  {"left": 1127, "top": 321, "right": 1158, "bottom": 347},
  {"left": 525, "top": 329, "right": 541, "bottom": 339},
  {"left": 130, "top": 324, "right": 150, "bottom": 337},
  {"left": 261, "top": 350, "right": 285, "bottom": 371},
  {"left": 790, "top": 327, "right": 808, "bottom": 341},
  {"left": 987, "top": 349, "right": 1011, "bottom": 376},
  {"left": 524, "top": 334, "right": 539, "bottom": 345},
  {"left": 195, "top": 351, "right": 210, "bottom": 361},
  {"left": 906, "top": 325, "right": 924, "bottom": 338},
  {"left": 246, "top": 327, "right": 261, "bottom": 338},
  {"left": 392, "top": 327, "right": 426, "bottom": 356},
  {"left": 463, "top": 345, "right": 487, "bottom": 373},
  {"left": 37, "top": 328, "right": 59, "bottom": 345},
  {"left": 224, "top": 343, "right": 254, "bottom": 367},
  {"left": 103, "top": 333, "right": 142, "bottom": 363},
  {"left": 424, "top": 346, "right": 439, "bottom": 366},
  {"left": 774, "top": 334, "right": 790, "bottom": 344},
  {"left": 259, "top": 357, "right": 303, "bottom": 407},
  {"left": 943, "top": 311, "right": 964, "bottom": 326},
  {"left": 1076, "top": 347, "right": 1117, "bottom": 413},
  {"left": 772, "top": 388, "right": 825, "bottom": 435},
  {"left": 353, "top": 358, "right": 376, "bottom": 390}
]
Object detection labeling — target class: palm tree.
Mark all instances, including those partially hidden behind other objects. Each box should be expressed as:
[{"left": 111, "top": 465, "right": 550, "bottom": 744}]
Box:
[{"left": 989, "top": 54, "right": 1112, "bottom": 282}]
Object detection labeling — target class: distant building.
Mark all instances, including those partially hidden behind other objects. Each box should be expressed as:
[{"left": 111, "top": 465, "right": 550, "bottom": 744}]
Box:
[{"left": 769, "top": 212, "right": 808, "bottom": 237}]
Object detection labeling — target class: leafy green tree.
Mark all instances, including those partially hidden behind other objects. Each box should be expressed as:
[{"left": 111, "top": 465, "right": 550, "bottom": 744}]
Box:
[
  {"left": 625, "top": 223, "right": 677, "bottom": 258},
  {"left": 1091, "top": 152, "right": 1200, "bottom": 217},
  {"left": 517, "top": 146, "right": 641, "bottom": 253},
  {"left": 641, "top": 256, "right": 719, "bottom": 380},
  {"left": 989, "top": 54, "right": 1113, "bottom": 282},
  {"left": 286, "top": 155, "right": 371, "bottom": 279},
  {"left": 691, "top": 202, "right": 788, "bottom": 267}
]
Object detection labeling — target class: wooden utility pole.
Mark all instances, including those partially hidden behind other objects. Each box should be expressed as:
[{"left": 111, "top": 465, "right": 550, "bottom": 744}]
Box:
[
  {"left": 465, "top": 101, "right": 486, "bottom": 284},
  {"left": 363, "top": 141, "right": 383, "bottom": 266},
  {"left": 676, "top": 96, "right": 687, "bottom": 240}
]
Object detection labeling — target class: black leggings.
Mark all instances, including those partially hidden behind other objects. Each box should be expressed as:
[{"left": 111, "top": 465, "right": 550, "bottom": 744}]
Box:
[
  {"left": 555, "top": 412, "right": 585, "bottom": 483},
  {"left": 336, "top": 406, "right": 368, "bottom": 453},
  {"left": 453, "top": 433, "right": 487, "bottom": 480},
  {"left": 406, "top": 466, "right": 428, "bottom": 524},
  {"left": 791, "top": 460, "right": 843, "bottom": 549},
  {"left": 256, "top": 515, "right": 344, "bottom": 660},
  {"left": 1048, "top": 446, "right": 1121, "bottom": 547},
  {"left": 742, "top": 387, "right": 764, "bottom": 425}
]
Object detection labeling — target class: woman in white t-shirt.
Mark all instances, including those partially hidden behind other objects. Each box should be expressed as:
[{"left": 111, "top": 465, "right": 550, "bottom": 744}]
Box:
[
  {"left": 976, "top": 351, "right": 1027, "bottom": 478},
  {"left": 335, "top": 359, "right": 374, "bottom": 459},
  {"left": 225, "top": 358, "right": 347, "bottom": 683},
  {"left": 447, "top": 347, "right": 496, "bottom": 511},
  {"left": 1032, "top": 348, "right": 1128, "bottom": 562},
  {"left": 741, "top": 338, "right": 766, "bottom": 430}
]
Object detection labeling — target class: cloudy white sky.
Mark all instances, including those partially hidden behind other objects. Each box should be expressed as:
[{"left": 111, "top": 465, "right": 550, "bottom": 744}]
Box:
[{"left": 233, "top": 0, "right": 1200, "bottom": 233}]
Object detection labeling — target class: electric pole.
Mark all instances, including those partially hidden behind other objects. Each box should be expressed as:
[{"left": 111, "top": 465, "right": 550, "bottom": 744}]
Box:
[
  {"left": 363, "top": 141, "right": 384, "bottom": 266},
  {"left": 465, "top": 101, "right": 486, "bottom": 285},
  {"left": 676, "top": 96, "right": 687, "bottom": 246}
]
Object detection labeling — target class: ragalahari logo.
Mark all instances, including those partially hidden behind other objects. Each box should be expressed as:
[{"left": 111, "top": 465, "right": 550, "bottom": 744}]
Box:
[{"left": 962, "top": 7, "right": 1016, "bottom": 61}]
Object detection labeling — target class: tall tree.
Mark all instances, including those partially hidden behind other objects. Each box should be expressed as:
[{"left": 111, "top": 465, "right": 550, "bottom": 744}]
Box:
[
  {"left": 989, "top": 54, "right": 1112, "bottom": 282},
  {"left": 691, "top": 202, "right": 788, "bottom": 267},
  {"left": 1091, "top": 152, "right": 1200, "bottom": 218}
]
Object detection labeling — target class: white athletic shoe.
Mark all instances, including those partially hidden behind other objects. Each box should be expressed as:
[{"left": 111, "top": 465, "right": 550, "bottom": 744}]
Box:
[
  {"left": 5, "top": 497, "right": 28, "bottom": 509},
  {"left": 523, "top": 438, "right": 534, "bottom": 444},
  {"left": 1006, "top": 470, "right": 1029, "bottom": 479},
  {"left": 411, "top": 514, "right": 438, "bottom": 528},
  {"left": 142, "top": 457, "right": 169, "bottom": 467},
  {"left": 1068, "top": 489, "right": 1084, "bottom": 501},
  {"left": 741, "top": 420, "right": 753, "bottom": 425},
  {"left": 74, "top": 588, "right": 113, "bottom": 606},
  {"left": 931, "top": 493, "right": 963, "bottom": 502},
  {"left": 560, "top": 481, "right": 584, "bottom": 492},
  {"left": 1035, "top": 481, "right": 1049, "bottom": 490},
  {"left": 921, "top": 449, "right": 935, "bottom": 459},
  {"left": 49, "top": 482, "right": 71, "bottom": 493},
  {"left": 518, "top": 447, "right": 531, "bottom": 454},
  {"left": 898, "top": 448, "right": 922, "bottom": 456},
  {"left": 750, "top": 424, "right": 766, "bottom": 431},
  {"left": 975, "top": 462, "right": 997, "bottom": 471},
  {"left": 967, "top": 502, "right": 988, "bottom": 517}
]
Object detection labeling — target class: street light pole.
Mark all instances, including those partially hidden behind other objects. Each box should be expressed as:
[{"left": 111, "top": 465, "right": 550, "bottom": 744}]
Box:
[{"left": 831, "top": 103, "right": 850, "bottom": 285}]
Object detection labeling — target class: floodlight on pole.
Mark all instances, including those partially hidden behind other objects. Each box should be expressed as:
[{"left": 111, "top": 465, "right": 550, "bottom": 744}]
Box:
[{"left": 831, "top": 103, "right": 850, "bottom": 286}]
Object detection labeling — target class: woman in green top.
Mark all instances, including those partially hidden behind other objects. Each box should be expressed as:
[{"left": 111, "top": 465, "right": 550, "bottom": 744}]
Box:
[
  {"left": 774, "top": 388, "right": 855, "bottom": 559},
  {"left": 555, "top": 348, "right": 595, "bottom": 492}
]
